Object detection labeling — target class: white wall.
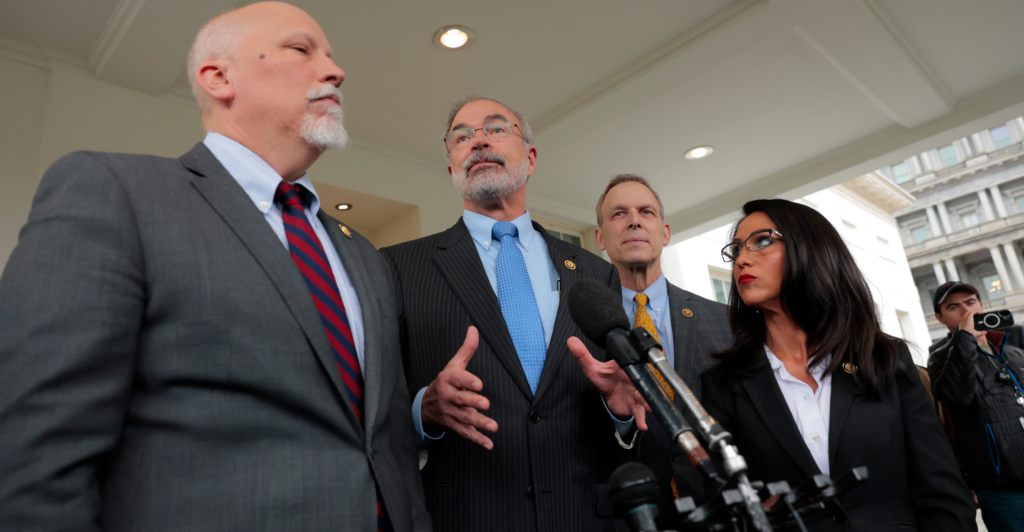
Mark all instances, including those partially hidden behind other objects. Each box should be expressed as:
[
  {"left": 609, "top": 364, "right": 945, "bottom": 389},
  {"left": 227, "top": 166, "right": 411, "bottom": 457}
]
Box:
[
  {"left": 663, "top": 187, "right": 933, "bottom": 365},
  {"left": 0, "top": 57, "right": 465, "bottom": 268}
]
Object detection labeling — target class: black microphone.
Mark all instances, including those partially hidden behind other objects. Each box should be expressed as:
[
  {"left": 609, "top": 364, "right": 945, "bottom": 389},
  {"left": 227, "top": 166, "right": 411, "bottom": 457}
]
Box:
[
  {"left": 568, "top": 280, "right": 694, "bottom": 445},
  {"left": 609, "top": 462, "right": 660, "bottom": 532}
]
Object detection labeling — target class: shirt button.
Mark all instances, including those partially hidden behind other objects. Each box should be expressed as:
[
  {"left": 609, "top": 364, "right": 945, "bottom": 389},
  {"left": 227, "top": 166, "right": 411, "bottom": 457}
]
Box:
[
  {"left": 524, "top": 243, "right": 529, "bottom": 247},
  {"left": 811, "top": 433, "right": 820, "bottom": 441},
  {"left": 259, "top": 201, "right": 269, "bottom": 209},
  {"left": 484, "top": 241, "right": 490, "bottom": 246}
]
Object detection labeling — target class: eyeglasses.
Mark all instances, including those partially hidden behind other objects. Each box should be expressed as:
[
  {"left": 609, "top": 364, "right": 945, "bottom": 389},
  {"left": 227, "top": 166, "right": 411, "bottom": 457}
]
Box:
[
  {"left": 721, "top": 228, "right": 783, "bottom": 262},
  {"left": 444, "top": 121, "right": 524, "bottom": 154}
]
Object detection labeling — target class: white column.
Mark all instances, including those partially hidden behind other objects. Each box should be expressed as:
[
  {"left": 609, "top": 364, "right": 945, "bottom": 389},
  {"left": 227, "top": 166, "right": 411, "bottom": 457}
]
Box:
[
  {"left": 978, "top": 190, "right": 996, "bottom": 221},
  {"left": 932, "top": 262, "right": 948, "bottom": 285},
  {"left": 990, "top": 186, "right": 1009, "bottom": 218},
  {"left": 937, "top": 202, "right": 955, "bottom": 234},
  {"left": 1002, "top": 243, "right": 1024, "bottom": 290},
  {"left": 925, "top": 206, "right": 944, "bottom": 236},
  {"left": 944, "top": 258, "right": 961, "bottom": 282},
  {"left": 989, "top": 246, "right": 1015, "bottom": 293}
]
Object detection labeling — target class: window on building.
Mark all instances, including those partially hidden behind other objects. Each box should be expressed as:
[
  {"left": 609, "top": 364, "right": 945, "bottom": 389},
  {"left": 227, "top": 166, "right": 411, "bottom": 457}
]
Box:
[
  {"left": 939, "top": 145, "right": 959, "bottom": 167},
  {"left": 982, "top": 275, "right": 1005, "bottom": 300},
  {"left": 961, "top": 211, "right": 980, "bottom": 227},
  {"left": 891, "top": 162, "right": 911, "bottom": 184},
  {"left": 992, "top": 125, "right": 1013, "bottom": 149},
  {"left": 709, "top": 268, "right": 732, "bottom": 305},
  {"left": 1016, "top": 196, "right": 1024, "bottom": 214},
  {"left": 544, "top": 229, "right": 582, "bottom": 248},
  {"left": 911, "top": 227, "right": 930, "bottom": 242}
]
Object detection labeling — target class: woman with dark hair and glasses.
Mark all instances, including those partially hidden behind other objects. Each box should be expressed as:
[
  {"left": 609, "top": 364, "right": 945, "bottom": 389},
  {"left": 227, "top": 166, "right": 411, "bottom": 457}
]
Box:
[{"left": 700, "top": 199, "right": 976, "bottom": 531}]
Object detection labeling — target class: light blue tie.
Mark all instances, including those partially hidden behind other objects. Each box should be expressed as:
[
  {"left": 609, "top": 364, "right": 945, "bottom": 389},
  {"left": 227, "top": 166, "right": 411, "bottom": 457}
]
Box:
[{"left": 492, "top": 221, "right": 547, "bottom": 393}]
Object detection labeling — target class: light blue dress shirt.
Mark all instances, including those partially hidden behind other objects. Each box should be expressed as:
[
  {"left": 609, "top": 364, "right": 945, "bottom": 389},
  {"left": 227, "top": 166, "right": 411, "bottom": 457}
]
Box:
[
  {"left": 202, "top": 132, "right": 366, "bottom": 369},
  {"left": 621, "top": 275, "right": 675, "bottom": 368},
  {"left": 412, "top": 210, "right": 561, "bottom": 444}
]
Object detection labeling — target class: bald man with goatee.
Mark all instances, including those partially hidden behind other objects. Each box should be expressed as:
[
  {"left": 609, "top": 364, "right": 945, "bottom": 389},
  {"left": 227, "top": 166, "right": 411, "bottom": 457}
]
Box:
[{"left": 0, "top": 3, "right": 429, "bottom": 531}]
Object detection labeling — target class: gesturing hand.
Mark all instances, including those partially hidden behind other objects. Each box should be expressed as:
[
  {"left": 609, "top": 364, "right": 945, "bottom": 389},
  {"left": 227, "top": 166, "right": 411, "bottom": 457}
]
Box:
[
  {"left": 567, "top": 336, "right": 649, "bottom": 431},
  {"left": 421, "top": 326, "right": 499, "bottom": 450}
]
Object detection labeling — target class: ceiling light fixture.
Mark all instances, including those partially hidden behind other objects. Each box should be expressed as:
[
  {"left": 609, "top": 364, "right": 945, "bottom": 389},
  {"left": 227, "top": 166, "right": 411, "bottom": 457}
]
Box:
[
  {"left": 434, "top": 26, "right": 474, "bottom": 50},
  {"left": 685, "top": 146, "right": 713, "bottom": 160},
  {"left": 335, "top": 203, "right": 352, "bottom": 211}
]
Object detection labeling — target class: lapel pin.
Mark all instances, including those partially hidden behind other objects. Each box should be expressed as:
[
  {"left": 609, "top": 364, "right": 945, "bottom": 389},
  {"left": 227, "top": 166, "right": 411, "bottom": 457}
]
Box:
[
  {"left": 338, "top": 224, "right": 352, "bottom": 239},
  {"left": 564, "top": 260, "right": 576, "bottom": 270},
  {"left": 843, "top": 362, "right": 858, "bottom": 374},
  {"left": 681, "top": 309, "right": 693, "bottom": 318}
]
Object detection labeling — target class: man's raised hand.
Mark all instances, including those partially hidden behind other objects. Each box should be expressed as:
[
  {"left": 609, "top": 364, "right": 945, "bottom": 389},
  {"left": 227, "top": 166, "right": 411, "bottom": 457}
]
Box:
[
  {"left": 567, "top": 336, "right": 649, "bottom": 431},
  {"left": 420, "top": 326, "right": 499, "bottom": 449}
]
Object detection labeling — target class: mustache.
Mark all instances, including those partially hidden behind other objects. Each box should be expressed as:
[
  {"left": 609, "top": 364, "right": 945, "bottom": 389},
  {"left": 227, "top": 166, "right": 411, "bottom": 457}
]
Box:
[
  {"left": 307, "top": 84, "right": 343, "bottom": 104},
  {"left": 462, "top": 151, "right": 506, "bottom": 174}
]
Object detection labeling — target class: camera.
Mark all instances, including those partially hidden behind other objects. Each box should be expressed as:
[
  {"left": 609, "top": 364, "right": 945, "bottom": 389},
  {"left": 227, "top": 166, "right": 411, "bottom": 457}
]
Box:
[
  {"left": 974, "top": 310, "right": 1015, "bottom": 331},
  {"left": 996, "top": 370, "right": 1014, "bottom": 384}
]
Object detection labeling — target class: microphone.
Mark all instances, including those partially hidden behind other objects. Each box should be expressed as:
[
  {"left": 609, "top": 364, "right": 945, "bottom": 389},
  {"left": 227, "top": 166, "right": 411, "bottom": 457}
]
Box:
[
  {"left": 567, "top": 280, "right": 694, "bottom": 445},
  {"left": 609, "top": 462, "right": 660, "bottom": 532}
]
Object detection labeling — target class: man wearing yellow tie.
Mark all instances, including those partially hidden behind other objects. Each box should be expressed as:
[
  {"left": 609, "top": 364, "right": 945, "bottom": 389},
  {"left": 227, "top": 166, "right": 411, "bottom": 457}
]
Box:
[{"left": 573, "top": 174, "right": 733, "bottom": 529}]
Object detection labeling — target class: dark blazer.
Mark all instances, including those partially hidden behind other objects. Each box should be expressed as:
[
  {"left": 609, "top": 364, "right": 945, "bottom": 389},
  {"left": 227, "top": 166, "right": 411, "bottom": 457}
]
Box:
[
  {"left": 0, "top": 144, "right": 430, "bottom": 531},
  {"left": 380, "top": 219, "right": 630, "bottom": 532},
  {"left": 633, "top": 283, "right": 732, "bottom": 526},
  {"left": 700, "top": 342, "right": 976, "bottom": 531}
]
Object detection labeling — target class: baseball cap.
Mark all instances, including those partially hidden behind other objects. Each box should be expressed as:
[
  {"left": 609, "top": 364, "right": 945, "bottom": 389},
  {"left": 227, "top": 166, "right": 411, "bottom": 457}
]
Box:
[{"left": 933, "top": 281, "right": 980, "bottom": 313}]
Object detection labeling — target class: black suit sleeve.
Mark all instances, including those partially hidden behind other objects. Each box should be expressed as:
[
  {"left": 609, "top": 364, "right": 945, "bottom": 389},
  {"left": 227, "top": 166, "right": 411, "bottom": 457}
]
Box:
[
  {"left": 928, "top": 330, "right": 981, "bottom": 408},
  {"left": 897, "top": 343, "right": 976, "bottom": 531},
  {"left": 0, "top": 153, "right": 144, "bottom": 530}
]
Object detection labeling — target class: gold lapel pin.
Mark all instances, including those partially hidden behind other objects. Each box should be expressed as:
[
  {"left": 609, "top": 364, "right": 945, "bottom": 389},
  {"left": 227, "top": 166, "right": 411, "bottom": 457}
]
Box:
[
  {"left": 843, "top": 362, "right": 858, "bottom": 374},
  {"left": 564, "top": 260, "right": 576, "bottom": 270},
  {"left": 681, "top": 309, "right": 694, "bottom": 318},
  {"left": 338, "top": 224, "right": 352, "bottom": 239}
]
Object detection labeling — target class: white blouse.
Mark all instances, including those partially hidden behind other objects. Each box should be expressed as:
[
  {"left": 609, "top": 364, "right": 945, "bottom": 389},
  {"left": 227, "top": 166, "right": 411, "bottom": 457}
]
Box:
[{"left": 764, "top": 345, "right": 833, "bottom": 476}]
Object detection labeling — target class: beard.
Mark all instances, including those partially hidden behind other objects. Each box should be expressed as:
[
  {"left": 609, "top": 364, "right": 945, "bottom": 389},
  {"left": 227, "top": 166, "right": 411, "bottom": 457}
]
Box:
[
  {"left": 451, "top": 150, "right": 530, "bottom": 200},
  {"left": 301, "top": 84, "right": 349, "bottom": 150}
]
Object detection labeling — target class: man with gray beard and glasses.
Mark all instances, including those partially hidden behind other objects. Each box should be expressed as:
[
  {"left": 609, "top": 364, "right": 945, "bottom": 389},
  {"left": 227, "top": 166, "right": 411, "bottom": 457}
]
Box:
[
  {"left": 381, "top": 96, "right": 641, "bottom": 532},
  {"left": 0, "top": 3, "right": 429, "bottom": 531}
]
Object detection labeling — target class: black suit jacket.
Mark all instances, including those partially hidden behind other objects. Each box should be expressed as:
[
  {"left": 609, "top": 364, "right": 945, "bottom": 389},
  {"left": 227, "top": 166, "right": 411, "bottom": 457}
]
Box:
[
  {"left": 381, "top": 218, "right": 629, "bottom": 532},
  {"left": 700, "top": 343, "right": 976, "bottom": 531},
  {"left": 632, "top": 283, "right": 732, "bottom": 526},
  {"left": 0, "top": 145, "right": 430, "bottom": 531}
]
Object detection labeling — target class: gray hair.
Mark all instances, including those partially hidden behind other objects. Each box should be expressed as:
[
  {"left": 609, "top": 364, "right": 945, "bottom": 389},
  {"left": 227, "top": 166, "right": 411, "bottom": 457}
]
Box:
[
  {"left": 187, "top": 11, "right": 244, "bottom": 115},
  {"left": 442, "top": 95, "right": 534, "bottom": 162},
  {"left": 595, "top": 174, "right": 665, "bottom": 226}
]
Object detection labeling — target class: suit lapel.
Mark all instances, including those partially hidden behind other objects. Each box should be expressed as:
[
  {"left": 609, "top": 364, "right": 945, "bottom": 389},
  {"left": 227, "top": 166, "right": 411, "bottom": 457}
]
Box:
[
  {"left": 667, "top": 284, "right": 699, "bottom": 392},
  {"left": 533, "top": 228, "right": 582, "bottom": 401},
  {"left": 181, "top": 143, "right": 364, "bottom": 435},
  {"left": 741, "top": 364, "right": 821, "bottom": 478},
  {"left": 433, "top": 219, "right": 534, "bottom": 400},
  {"left": 827, "top": 368, "right": 855, "bottom": 467},
  {"left": 318, "top": 211, "right": 383, "bottom": 439}
]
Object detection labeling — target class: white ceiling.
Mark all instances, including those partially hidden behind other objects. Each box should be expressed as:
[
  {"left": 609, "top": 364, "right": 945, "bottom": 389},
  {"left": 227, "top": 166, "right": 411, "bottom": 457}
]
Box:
[{"left": 3, "top": 0, "right": 1024, "bottom": 239}]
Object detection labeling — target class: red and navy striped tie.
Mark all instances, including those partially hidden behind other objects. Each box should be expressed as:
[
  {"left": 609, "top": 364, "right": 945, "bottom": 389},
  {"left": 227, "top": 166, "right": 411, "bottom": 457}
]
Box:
[{"left": 275, "top": 182, "right": 392, "bottom": 532}]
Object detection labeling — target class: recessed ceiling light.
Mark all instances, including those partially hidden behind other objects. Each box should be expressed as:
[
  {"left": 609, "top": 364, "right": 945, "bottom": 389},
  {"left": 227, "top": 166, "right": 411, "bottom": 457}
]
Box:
[
  {"left": 434, "top": 26, "right": 474, "bottom": 50},
  {"left": 335, "top": 203, "right": 352, "bottom": 211},
  {"left": 685, "top": 146, "right": 713, "bottom": 160}
]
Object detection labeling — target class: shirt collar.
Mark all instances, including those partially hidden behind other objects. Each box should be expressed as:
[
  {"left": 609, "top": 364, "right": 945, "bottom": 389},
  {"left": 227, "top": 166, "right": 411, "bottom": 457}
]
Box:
[
  {"left": 203, "top": 132, "right": 320, "bottom": 214},
  {"left": 764, "top": 344, "right": 831, "bottom": 381},
  {"left": 622, "top": 275, "right": 668, "bottom": 317},
  {"left": 463, "top": 209, "right": 537, "bottom": 251}
]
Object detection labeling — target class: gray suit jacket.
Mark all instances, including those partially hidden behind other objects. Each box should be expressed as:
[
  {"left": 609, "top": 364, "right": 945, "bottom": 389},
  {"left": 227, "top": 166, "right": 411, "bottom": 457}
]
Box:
[
  {"left": 632, "top": 282, "right": 731, "bottom": 527},
  {"left": 0, "top": 144, "right": 430, "bottom": 531}
]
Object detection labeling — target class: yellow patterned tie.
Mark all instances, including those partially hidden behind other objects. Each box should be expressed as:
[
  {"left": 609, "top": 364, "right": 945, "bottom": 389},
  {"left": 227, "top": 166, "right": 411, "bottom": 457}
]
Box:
[{"left": 634, "top": 293, "right": 680, "bottom": 498}]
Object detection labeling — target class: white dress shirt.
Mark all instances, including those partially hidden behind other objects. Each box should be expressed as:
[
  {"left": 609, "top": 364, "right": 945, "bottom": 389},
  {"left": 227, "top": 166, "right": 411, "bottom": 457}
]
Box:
[
  {"left": 764, "top": 345, "right": 832, "bottom": 475},
  {"left": 202, "top": 132, "right": 366, "bottom": 370}
]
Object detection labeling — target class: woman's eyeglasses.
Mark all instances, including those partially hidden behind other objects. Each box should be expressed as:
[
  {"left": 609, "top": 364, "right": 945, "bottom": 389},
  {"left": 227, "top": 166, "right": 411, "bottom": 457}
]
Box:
[{"left": 721, "top": 229, "right": 783, "bottom": 262}]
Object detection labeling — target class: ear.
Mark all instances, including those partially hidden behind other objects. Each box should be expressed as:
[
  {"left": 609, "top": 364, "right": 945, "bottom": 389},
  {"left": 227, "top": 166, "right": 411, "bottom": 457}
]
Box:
[
  {"left": 595, "top": 226, "right": 606, "bottom": 251},
  {"left": 934, "top": 312, "right": 942, "bottom": 322},
  {"left": 196, "top": 59, "right": 234, "bottom": 106},
  {"left": 525, "top": 144, "right": 538, "bottom": 177},
  {"left": 662, "top": 222, "right": 671, "bottom": 247}
]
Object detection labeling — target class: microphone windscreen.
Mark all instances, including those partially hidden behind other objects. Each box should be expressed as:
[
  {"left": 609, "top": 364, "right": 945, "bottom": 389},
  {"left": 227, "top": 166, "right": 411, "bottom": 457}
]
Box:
[
  {"left": 608, "top": 462, "right": 660, "bottom": 515},
  {"left": 568, "top": 279, "right": 630, "bottom": 349}
]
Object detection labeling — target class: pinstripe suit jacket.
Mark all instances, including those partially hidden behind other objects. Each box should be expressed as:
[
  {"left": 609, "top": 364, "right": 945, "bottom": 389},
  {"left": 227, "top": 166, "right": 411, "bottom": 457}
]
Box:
[
  {"left": 628, "top": 283, "right": 731, "bottom": 528},
  {"left": 381, "top": 218, "right": 630, "bottom": 532}
]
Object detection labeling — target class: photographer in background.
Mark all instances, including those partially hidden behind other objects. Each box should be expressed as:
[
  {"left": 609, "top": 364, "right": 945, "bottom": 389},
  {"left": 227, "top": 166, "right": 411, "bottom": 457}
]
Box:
[{"left": 930, "top": 281, "right": 1024, "bottom": 531}]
